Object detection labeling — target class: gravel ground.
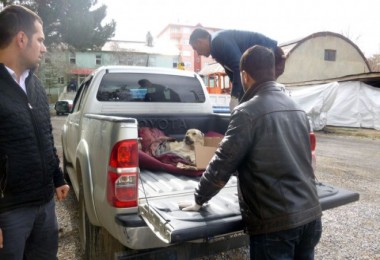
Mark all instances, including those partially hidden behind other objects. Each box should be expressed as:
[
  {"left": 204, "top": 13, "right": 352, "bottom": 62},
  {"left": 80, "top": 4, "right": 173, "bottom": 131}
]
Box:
[
  {"left": 56, "top": 190, "right": 82, "bottom": 259},
  {"left": 52, "top": 116, "right": 380, "bottom": 259},
  {"left": 313, "top": 132, "right": 380, "bottom": 260}
]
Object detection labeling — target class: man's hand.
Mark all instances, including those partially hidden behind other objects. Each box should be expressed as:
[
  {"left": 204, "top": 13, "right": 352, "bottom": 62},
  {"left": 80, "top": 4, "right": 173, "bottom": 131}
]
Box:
[
  {"left": 0, "top": 228, "right": 3, "bottom": 248},
  {"left": 178, "top": 201, "right": 201, "bottom": 211},
  {"left": 55, "top": 184, "right": 70, "bottom": 201}
]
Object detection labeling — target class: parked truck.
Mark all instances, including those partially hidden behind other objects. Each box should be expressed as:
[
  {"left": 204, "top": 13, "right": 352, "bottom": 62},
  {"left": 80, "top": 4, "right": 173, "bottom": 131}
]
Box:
[{"left": 61, "top": 66, "right": 359, "bottom": 259}]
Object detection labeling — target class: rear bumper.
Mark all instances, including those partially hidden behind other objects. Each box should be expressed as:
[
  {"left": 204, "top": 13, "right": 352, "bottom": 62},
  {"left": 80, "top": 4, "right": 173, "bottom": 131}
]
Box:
[
  {"left": 116, "top": 231, "right": 249, "bottom": 259},
  {"left": 114, "top": 213, "right": 249, "bottom": 258},
  {"left": 114, "top": 213, "right": 169, "bottom": 250},
  {"left": 115, "top": 213, "right": 146, "bottom": 227}
]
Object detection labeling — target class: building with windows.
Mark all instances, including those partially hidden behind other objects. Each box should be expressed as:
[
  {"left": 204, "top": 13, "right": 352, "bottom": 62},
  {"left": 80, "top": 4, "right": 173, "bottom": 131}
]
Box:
[
  {"left": 39, "top": 28, "right": 373, "bottom": 103},
  {"left": 39, "top": 39, "right": 179, "bottom": 103},
  {"left": 156, "top": 23, "right": 221, "bottom": 72},
  {"left": 39, "top": 23, "right": 224, "bottom": 103},
  {"left": 278, "top": 31, "right": 371, "bottom": 84}
]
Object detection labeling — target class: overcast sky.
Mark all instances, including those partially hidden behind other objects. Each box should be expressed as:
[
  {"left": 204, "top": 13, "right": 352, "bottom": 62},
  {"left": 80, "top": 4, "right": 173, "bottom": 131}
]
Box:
[{"left": 99, "top": 0, "right": 380, "bottom": 57}]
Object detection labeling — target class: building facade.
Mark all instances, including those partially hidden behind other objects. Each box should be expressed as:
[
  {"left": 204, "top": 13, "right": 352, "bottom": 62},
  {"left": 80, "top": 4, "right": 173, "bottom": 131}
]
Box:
[
  {"left": 39, "top": 28, "right": 373, "bottom": 103},
  {"left": 38, "top": 39, "right": 179, "bottom": 103},
  {"left": 156, "top": 23, "right": 220, "bottom": 72},
  {"left": 278, "top": 31, "right": 371, "bottom": 84}
]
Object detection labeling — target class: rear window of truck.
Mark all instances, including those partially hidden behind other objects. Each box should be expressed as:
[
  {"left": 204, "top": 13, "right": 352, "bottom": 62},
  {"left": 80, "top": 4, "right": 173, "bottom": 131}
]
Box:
[{"left": 96, "top": 73, "right": 206, "bottom": 103}]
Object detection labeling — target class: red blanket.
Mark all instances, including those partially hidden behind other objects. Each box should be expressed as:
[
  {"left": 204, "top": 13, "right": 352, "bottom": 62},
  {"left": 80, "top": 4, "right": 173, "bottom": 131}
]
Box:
[{"left": 138, "top": 127, "right": 223, "bottom": 177}]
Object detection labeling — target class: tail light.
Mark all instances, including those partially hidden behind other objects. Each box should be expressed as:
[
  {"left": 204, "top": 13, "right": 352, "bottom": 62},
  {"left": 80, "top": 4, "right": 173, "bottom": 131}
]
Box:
[
  {"left": 309, "top": 132, "right": 316, "bottom": 151},
  {"left": 309, "top": 132, "right": 317, "bottom": 171},
  {"left": 107, "top": 139, "right": 139, "bottom": 208}
]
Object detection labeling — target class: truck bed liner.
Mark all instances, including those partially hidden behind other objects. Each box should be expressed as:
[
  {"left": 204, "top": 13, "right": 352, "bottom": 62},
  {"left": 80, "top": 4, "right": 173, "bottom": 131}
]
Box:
[{"left": 124, "top": 172, "right": 360, "bottom": 244}]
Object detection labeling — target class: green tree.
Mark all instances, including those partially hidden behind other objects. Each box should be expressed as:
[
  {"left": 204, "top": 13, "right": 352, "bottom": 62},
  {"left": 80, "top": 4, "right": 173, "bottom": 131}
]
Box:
[
  {"left": 1, "top": 0, "right": 116, "bottom": 50},
  {"left": 60, "top": 0, "right": 116, "bottom": 50},
  {"left": 0, "top": 0, "right": 31, "bottom": 8}
]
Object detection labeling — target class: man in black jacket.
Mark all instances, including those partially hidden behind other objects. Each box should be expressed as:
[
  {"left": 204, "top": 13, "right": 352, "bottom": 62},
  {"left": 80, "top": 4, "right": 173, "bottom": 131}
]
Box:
[
  {"left": 0, "top": 5, "right": 69, "bottom": 259},
  {"left": 180, "top": 45, "right": 322, "bottom": 259}
]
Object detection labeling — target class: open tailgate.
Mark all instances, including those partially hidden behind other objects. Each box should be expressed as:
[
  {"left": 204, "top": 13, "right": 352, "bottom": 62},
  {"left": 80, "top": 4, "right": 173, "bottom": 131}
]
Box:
[{"left": 139, "top": 181, "right": 359, "bottom": 244}]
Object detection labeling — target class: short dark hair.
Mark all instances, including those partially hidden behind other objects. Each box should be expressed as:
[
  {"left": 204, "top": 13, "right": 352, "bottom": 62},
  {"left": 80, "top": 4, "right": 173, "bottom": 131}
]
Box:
[
  {"left": 240, "top": 45, "right": 275, "bottom": 82},
  {"left": 138, "top": 79, "right": 152, "bottom": 87},
  {"left": 0, "top": 5, "right": 43, "bottom": 49},
  {"left": 189, "top": 28, "right": 211, "bottom": 45}
]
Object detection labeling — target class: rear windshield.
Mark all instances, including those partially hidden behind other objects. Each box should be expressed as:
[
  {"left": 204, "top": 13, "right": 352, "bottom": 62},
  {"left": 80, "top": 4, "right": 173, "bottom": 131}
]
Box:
[
  {"left": 96, "top": 73, "right": 206, "bottom": 103},
  {"left": 56, "top": 101, "right": 69, "bottom": 109}
]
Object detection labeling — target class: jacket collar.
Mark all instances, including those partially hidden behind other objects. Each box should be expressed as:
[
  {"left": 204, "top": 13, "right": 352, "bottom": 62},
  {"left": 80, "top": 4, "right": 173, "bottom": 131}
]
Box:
[
  {"left": 0, "top": 63, "right": 34, "bottom": 80},
  {"left": 240, "top": 81, "right": 279, "bottom": 104}
]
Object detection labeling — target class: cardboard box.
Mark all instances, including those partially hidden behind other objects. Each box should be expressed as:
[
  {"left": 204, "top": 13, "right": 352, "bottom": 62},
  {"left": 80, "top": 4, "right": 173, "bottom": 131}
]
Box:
[{"left": 194, "top": 137, "right": 223, "bottom": 169}]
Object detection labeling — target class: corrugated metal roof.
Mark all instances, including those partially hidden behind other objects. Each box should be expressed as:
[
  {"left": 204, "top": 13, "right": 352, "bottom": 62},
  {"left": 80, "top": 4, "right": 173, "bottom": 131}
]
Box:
[
  {"left": 279, "top": 31, "right": 370, "bottom": 71},
  {"left": 198, "top": 63, "right": 225, "bottom": 75}
]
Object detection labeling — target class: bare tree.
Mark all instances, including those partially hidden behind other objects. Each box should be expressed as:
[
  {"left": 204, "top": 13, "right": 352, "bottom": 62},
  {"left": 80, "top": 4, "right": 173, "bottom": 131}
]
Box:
[{"left": 367, "top": 54, "right": 380, "bottom": 72}]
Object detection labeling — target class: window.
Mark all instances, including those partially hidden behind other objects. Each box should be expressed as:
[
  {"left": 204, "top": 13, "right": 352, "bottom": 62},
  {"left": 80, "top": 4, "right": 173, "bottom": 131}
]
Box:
[
  {"left": 324, "top": 49, "right": 336, "bottom": 61},
  {"left": 72, "top": 78, "right": 92, "bottom": 112},
  {"left": 148, "top": 56, "right": 156, "bottom": 67},
  {"left": 96, "top": 54, "right": 102, "bottom": 65},
  {"left": 58, "top": 77, "right": 65, "bottom": 84},
  {"left": 137, "top": 57, "right": 146, "bottom": 66},
  {"left": 171, "top": 27, "right": 179, "bottom": 33},
  {"left": 182, "top": 51, "right": 191, "bottom": 57},
  {"left": 126, "top": 55, "right": 134, "bottom": 66},
  {"left": 96, "top": 73, "right": 206, "bottom": 103},
  {"left": 70, "top": 53, "right": 76, "bottom": 64}
]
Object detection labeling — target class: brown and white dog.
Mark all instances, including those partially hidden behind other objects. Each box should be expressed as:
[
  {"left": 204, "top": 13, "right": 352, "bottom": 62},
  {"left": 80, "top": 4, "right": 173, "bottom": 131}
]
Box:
[{"left": 156, "top": 128, "right": 205, "bottom": 165}]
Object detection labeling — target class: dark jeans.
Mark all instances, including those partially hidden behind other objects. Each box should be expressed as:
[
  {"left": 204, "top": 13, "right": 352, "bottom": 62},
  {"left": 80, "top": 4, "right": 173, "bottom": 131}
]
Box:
[
  {"left": 0, "top": 199, "right": 58, "bottom": 260},
  {"left": 250, "top": 218, "right": 322, "bottom": 260}
]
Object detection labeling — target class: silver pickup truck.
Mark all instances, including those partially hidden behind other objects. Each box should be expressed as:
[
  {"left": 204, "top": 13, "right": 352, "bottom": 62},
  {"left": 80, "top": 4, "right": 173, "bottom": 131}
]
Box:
[{"left": 61, "top": 66, "right": 359, "bottom": 259}]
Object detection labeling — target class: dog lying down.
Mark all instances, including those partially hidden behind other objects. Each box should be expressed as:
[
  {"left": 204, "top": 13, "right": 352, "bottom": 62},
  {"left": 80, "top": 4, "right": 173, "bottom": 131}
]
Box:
[{"left": 154, "top": 128, "right": 205, "bottom": 165}]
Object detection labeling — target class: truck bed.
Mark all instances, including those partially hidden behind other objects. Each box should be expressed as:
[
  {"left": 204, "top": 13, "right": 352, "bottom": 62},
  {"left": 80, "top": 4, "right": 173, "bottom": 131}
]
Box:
[
  {"left": 110, "top": 113, "right": 359, "bottom": 245},
  {"left": 115, "top": 169, "right": 359, "bottom": 244}
]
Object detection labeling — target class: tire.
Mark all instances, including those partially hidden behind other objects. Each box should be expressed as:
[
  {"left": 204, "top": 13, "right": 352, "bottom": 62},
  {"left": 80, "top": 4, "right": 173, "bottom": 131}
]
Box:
[
  {"left": 62, "top": 152, "right": 71, "bottom": 185},
  {"left": 79, "top": 187, "right": 125, "bottom": 259},
  {"left": 78, "top": 187, "right": 87, "bottom": 256},
  {"left": 79, "top": 187, "right": 98, "bottom": 259}
]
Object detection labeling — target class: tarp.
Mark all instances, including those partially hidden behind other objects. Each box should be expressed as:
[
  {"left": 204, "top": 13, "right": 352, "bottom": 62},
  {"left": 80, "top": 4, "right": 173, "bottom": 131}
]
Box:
[
  {"left": 198, "top": 63, "right": 225, "bottom": 75},
  {"left": 289, "top": 81, "right": 380, "bottom": 130}
]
